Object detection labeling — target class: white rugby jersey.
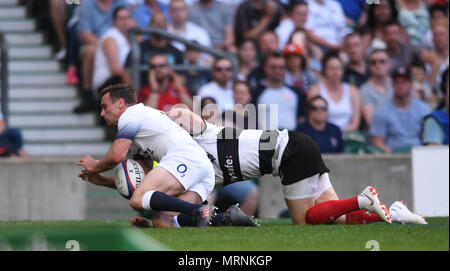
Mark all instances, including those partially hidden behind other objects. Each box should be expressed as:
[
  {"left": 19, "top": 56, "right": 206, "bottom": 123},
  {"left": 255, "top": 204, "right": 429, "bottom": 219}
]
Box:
[
  {"left": 193, "top": 121, "right": 289, "bottom": 185},
  {"left": 117, "top": 103, "right": 206, "bottom": 162}
]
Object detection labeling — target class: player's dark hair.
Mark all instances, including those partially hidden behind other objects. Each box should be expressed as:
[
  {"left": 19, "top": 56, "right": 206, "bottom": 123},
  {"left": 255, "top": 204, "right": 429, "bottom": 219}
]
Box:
[{"left": 100, "top": 84, "right": 137, "bottom": 105}]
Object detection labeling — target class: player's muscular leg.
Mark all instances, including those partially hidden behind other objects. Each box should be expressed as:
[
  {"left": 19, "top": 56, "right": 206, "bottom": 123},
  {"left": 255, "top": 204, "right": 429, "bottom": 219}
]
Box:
[
  {"left": 129, "top": 166, "right": 186, "bottom": 211},
  {"left": 131, "top": 191, "right": 202, "bottom": 228},
  {"left": 285, "top": 197, "right": 315, "bottom": 225},
  {"left": 152, "top": 191, "right": 203, "bottom": 228},
  {"left": 315, "top": 187, "right": 346, "bottom": 224}
]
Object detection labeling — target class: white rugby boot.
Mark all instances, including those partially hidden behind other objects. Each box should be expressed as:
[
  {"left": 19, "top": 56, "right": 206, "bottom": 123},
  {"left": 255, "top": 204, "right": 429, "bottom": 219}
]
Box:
[
  {"left": 358, "top": 186, "right": 392, "bottom": 223},
  {"left": 389, "top": 201, "right": 428, "bottom": 225}
]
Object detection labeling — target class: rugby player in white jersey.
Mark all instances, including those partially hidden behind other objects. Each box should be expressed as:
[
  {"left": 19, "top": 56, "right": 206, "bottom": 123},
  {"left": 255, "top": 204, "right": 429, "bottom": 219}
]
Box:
[
  {"left": 132, "top": 107, "right": 427, "bottom": 227},
  {"left": 77, "top": 84, "right": 217, "bottom": 227}
]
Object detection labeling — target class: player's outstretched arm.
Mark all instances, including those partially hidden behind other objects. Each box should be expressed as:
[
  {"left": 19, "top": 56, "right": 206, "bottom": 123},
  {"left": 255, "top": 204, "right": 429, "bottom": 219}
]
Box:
[
  {"left": 78, "top": 138, "right": 132, "bottom": 174},
  {"left": 78, "top": 170, "right": 116, "bottom": 189},
  {"left": 167, "top": 107, "right": 205, "bottom": 136}
]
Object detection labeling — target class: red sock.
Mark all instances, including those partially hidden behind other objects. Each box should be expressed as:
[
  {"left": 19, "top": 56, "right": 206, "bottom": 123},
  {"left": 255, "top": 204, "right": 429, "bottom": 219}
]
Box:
[
  {"left": 306, "top": 196, "right": 360, "bottom": 224},
  {"left": 345, "top": 210, "right": 383, "bottom": 224}
]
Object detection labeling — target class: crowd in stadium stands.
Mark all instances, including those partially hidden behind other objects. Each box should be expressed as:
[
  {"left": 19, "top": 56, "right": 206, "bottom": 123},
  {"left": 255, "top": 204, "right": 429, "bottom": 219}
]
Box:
[{"left": 36, "top": 0, "right": 449, "bottom": 152}]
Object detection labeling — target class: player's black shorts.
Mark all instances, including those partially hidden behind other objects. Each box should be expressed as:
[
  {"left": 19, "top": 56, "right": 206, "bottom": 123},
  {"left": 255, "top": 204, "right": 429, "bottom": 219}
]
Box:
[{"left": 279, "top": 131, "right": 329, "bottom": 185}]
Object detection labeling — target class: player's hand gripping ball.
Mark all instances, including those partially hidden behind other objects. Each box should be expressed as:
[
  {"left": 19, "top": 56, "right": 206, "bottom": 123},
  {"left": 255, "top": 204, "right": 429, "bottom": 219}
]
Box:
[{"left": 115, "top": 159, "right": 145, "bottom": 199}]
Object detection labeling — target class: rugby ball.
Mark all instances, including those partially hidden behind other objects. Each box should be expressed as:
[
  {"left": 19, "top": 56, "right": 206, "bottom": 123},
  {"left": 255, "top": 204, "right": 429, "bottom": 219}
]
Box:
[{"left": 115, "top": 159, "right": 145, "bottom": 199}]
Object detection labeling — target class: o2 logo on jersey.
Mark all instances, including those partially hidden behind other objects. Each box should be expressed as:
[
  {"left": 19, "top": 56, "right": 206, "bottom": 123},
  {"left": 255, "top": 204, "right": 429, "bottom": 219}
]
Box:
[
  {"left": 177, "top": 164, "right": 187, "bottom": 177},
  {"left": 224, "top": 155, "right": 237, "bottom": 179}
]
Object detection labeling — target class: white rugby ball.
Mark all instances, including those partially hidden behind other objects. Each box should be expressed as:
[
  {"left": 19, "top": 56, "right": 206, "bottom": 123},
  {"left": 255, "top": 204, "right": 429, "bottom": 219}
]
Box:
[{"left": 115, "top": 159, "right": 145, "bottom": 199}]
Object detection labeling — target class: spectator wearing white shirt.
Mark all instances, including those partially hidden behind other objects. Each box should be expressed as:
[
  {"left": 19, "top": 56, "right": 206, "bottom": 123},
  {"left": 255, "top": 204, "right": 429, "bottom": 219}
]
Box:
[
  {"left": 198, "top": 57, "right": 235, "bottom": 112},
  {"left": 252, "top": 53, "right": 304, "bottom": 130},
  {"left": 275, "top": 0, "right": 308, "bottom": 50},
  {"left": 167, "top": 0, "right": 212, "bottom": 53},
  {"left": 305, "top": 0, "right": 350, "bottom": 51}
]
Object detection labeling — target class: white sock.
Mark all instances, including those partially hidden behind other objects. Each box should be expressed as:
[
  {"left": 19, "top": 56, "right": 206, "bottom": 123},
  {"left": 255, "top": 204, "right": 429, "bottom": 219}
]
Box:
[
  {"left": 172, "top": 215, "right": 181, "bottom": 228},
  {"left": 141, "top": 190, "right": 155, "bottom": 210}
]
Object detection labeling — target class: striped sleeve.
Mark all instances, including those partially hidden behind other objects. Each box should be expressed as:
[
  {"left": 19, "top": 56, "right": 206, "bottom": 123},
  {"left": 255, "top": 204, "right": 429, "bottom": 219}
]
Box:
[{"left": 116, "top": 111, "right": 141, "bottom": 140}]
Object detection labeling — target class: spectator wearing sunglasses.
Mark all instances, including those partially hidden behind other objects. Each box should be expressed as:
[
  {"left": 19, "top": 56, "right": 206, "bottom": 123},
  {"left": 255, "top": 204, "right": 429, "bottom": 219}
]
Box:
[
  {"left": 296, "top": 96, "right": 344, "bottom": 154},
  {"left": 138, "top": 54, "right": 193, "bottom": 112},
  {"left": 360, "top": 49, "right": 394, "bottom": 129},
  {"left": 197, "top": 57, "right": 235, "bottom": 113}
]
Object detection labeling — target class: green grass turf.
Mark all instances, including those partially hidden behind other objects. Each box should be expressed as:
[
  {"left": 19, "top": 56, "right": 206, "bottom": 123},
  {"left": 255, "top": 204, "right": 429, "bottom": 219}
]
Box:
[{"left": 0, "top": 217, "right": 448, "bottom": 251}]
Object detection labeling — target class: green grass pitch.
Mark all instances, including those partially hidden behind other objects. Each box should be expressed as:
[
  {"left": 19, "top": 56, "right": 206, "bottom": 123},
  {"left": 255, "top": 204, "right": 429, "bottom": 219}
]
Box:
[{"left": 0, "top": 217, "right": 448, "bottom": 251}]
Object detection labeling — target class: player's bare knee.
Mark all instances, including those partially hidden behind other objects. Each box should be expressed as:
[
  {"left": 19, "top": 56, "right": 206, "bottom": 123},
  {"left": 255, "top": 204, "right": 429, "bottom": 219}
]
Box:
[{"left": 129, "top": 193, "right": 143, "bottom": 211}]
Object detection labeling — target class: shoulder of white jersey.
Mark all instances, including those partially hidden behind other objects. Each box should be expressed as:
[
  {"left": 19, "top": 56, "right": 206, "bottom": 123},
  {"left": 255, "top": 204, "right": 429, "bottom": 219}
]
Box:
[{"left": 194, "top": 120, "right": 222, "bottom": 139}]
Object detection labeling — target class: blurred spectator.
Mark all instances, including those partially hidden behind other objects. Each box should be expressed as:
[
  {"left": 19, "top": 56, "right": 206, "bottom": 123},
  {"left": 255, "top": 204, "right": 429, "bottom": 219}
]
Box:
[
  {"left": 429, "top": 23, "right": 449, "bottom": 93},
  {"left": 363, "top": 0, "right": 399, "bottom": 42},
  {"left": 252, "top": 53, "right": 304, "bottom": 130},
  {"left": 188, "top": 0, "right": 236, "bottom": 52},
  {"left": 234, "top": 0, "right": 283, "bottom": 46},
  {"left": 287, "top": 28, "right": 323, "bottom": 75},
  {"left": 74, "top": 0, "right": 129, "bottom": 113},
  {"left": 0, "top": 110, "right": 28, "bottom": 158},
  {"left": 92, "top": 7, "right": 133, "bottom": 95},
  {"left": 167, "top": 0, "right": 212, "bottom": 53},
  {"left": 49, "top": 0, "right": 67, "bottom": 61},
  {"left": 236, "top": 39, "right": 258, "bottom": 81},
  {"left": 304, "top": 0, "right": 350, "bottom": 52},
  {"left": 296, "top": 96, "right": 344, "bottom": 153},
  {"left": 222, "top": 81, "right": 258, "bottom": 129},
  {"left": 422, "top": 67, "right": 449, "bottom": 145},
  {"left": 397, "top": 0, "right": 431, "bottom": 46},
  {"left": 423, "top": 4, "right": 449, "bottom": 48},
  {"left": 138, "top": 54, "right": 193, "bottom": 111},
  {"left": 283, "top": 43, "right": 317, "bottom": 98},
  {"left": 409, "top": 59, "right": 434, "bottom": 105},
  {"left": 342, "top": 32, "right": 371, "bottom": 88},
  {"left": 132, "top": 0, "right": 170, "bottom": 29},
  {"left": 200, "top": 96, "right": 221, "bottom": 121},
  {"left": 336, "top": 0, "right": 366, "bottom": 26},
  {"left": 356, "top": 25, "right": 375, "bottom": 56},
  {"left": 139, "top": 12, "right": 184, "bottom": 85},
  {"left": 198, "top": 57, "right": 235, "bottom": 112},
  {"left": 360, "top": 49, "right": 394, "bottom": 129},
  {"left": 370, "top": 66, "right": 432, "bottom": 153},
  {"left": 248, "top": 31, "right": 279, "bottom": 89},
  {"left": 179, "top": 43, "right": 211, "bottom": 96},
  {"left": 308, "top": 51, "right": 361, "bottom": 131},
  {"left": 382, "top": 20, "right": 439, "bottom": 75},
  {"left": 275, "top": 0, "right": 308, "bottom": 50},
  {"left": 66, "top": 4, "right": 81, "bottom": 85}
]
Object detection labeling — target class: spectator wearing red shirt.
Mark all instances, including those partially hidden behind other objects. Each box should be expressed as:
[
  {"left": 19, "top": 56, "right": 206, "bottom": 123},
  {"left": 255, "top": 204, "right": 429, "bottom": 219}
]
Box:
[{"left": 138, "top": 54, "right": 193, "bottom": 112}]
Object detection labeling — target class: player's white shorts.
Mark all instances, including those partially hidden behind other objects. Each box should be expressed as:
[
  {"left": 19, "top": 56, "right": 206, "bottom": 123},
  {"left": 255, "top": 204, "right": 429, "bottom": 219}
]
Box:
[
  {"left": 282, "top": 173, "right": 332, "bottom": 200},
  {"left": 156, "top": 150, "right": 215, "bottom": 202}
]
